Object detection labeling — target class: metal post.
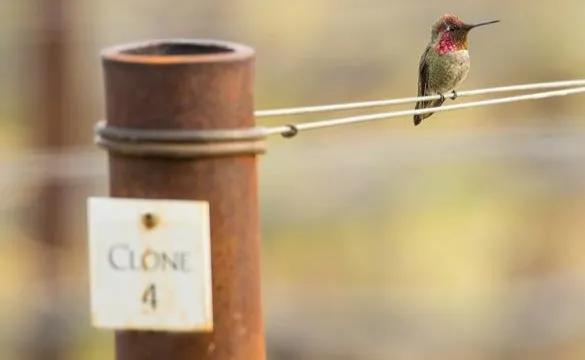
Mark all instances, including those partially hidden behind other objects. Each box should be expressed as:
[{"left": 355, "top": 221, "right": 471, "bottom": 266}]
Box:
[
  {"left": 101, "top": 40, "right": 265, "bottom": 359},
  {"left": 29, "top": 0, "right": 68, "bottom": 359}
]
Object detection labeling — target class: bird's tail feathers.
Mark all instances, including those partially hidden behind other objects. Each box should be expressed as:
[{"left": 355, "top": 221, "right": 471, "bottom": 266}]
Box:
[{"left": 413, "top": 98, "right": 445, "bottom": 126}]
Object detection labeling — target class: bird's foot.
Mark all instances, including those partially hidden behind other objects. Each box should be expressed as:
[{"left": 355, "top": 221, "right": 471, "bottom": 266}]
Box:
[
  {"left": 439, "top": 93, "right": 446, "bottom": 102},
  {"left": 450, "top": 90, "right": 458, "bottom": 100}
]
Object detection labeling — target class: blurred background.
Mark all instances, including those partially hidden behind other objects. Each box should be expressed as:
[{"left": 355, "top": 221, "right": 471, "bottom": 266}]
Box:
[{"left": 2, "top": 0, "right": 585, "bottom": 359}]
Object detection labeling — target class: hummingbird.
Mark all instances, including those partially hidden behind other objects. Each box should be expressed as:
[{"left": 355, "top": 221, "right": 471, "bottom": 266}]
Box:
[{"left": 414, "top": 14, "right": 499, "bottom": 125}]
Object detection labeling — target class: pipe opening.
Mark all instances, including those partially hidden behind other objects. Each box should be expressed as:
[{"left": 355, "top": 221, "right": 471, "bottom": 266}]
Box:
[
  {"left": 121, "top": 43, "right": 233, "bottom": 56},
  {"left": 102, "top": 39, "right": 253, "bottom": 64}
]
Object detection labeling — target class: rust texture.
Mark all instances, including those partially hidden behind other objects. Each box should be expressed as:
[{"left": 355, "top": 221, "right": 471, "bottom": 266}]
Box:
[{"left": 102, "top": 40, "right": 265, "bottom": 360}]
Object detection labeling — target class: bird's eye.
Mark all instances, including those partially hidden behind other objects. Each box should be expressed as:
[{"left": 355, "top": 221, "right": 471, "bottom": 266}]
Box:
[{"left": 445, "top": 25, "right": 452, "bottom": 32}]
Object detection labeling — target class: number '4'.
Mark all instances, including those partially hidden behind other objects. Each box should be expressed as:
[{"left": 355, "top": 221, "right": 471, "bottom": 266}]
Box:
[{"left": 142, "top": 284, "right": 157, "bottom": 310}]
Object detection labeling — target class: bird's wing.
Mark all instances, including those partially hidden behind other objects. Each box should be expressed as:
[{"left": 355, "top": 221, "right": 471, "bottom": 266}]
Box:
[
  {"left": 417, "top": 46, "right": 431, "bottom": 100},
  {"left": 414, "top": 46, "right": 437, "bottom": 125}
]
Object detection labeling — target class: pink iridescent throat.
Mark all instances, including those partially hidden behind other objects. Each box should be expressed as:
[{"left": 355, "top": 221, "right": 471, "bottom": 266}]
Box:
[{"left": 436, "top": 32, "right": 458, "bottom": 55}]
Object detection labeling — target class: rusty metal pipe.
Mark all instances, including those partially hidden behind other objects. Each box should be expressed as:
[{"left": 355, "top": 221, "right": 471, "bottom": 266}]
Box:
[{"left": 102, "top": 39, "right": 265, "bottom": 359}]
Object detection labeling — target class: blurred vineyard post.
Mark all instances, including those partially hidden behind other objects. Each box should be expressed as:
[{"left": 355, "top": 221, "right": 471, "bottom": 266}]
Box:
[{"left": 29, "top": 0, "right": 70, "bottom": 359}]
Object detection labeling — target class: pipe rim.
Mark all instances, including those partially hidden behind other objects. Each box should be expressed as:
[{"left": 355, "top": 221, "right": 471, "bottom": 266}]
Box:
[{"left": 101, "top": 39, "right": 254, "bottom": 64}]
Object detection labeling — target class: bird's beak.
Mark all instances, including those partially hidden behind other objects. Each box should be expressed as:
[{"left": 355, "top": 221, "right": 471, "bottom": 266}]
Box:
[{"left": 465, "top": 20, "right": 500, "bottom": 30}]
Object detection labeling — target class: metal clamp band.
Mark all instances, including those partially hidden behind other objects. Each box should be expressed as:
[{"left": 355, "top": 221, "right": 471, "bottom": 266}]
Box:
[{"left": 94, "top": 121, "right": 267, "bottom": 158}]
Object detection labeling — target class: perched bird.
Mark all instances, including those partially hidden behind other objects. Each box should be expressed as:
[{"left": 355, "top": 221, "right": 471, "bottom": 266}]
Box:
[{"left": 414, "top": 14, "right": 499, "bottom": 125}]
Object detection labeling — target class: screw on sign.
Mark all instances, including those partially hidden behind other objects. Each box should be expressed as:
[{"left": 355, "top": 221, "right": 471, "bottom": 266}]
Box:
[{"left": 142, "top": 212, "right": 158, "bottom": 230}]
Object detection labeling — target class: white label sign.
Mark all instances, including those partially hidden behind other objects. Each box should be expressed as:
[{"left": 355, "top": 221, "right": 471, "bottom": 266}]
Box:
[{"left": 87, "top": 197, "right": 213, "bottom": 332}]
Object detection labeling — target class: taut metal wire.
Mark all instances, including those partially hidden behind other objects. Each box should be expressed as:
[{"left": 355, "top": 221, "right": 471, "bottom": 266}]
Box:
[
  {"left": 255, "top": 79, "right": 585, "bottom": 118},
  {"left": 94, "top": 80, "right": 585, "bottom": 154},
  {"left": 264, "top": 86, "right": 585, "bottom": 137}
]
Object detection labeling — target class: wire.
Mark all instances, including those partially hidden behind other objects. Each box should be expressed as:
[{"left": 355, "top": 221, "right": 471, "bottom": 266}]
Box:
[
  {"left": 262, "top": 86, "right": 585, "bottom": 137},
  {"left": 93, "top": 79, "right": 583, "bottom": 154},
  {"left": 255, "top": 79, "right": 585, "bottom": 118}
]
